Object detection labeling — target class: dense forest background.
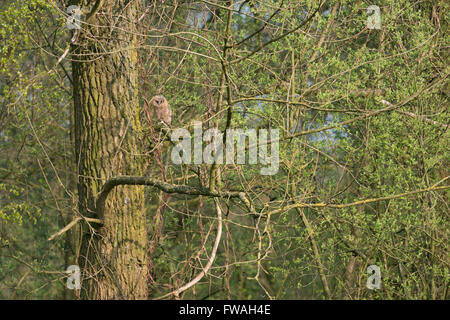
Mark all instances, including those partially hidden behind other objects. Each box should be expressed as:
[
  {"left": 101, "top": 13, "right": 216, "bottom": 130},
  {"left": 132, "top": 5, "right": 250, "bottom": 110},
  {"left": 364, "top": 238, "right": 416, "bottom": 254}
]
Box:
[{"left": 0, "top": 0, "right": 448, "bottom": 299}]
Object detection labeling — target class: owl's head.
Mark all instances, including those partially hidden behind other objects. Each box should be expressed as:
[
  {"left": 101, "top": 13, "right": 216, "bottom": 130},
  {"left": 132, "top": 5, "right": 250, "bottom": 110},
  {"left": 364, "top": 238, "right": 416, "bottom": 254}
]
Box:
[{"left": 151, "top": 95, "right": 167, "bottom": 108}]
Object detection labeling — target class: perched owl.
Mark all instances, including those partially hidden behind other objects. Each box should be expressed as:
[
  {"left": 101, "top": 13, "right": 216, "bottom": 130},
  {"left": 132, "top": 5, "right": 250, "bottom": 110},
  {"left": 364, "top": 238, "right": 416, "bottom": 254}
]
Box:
[{"left": 150, "top": 95, "right": 172, "bottom": 126}]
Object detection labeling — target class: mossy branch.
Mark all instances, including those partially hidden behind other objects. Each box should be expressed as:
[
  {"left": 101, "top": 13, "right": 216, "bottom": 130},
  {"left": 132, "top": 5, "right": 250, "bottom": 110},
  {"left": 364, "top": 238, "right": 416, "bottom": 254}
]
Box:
[{"left": 96, "top": 176, "right": 244, "bottom": 218}]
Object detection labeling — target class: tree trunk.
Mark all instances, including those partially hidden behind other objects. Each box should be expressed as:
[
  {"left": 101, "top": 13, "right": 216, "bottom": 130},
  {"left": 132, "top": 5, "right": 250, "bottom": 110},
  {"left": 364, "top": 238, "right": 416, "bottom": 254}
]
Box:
[{"left": 72, "top": 0, "right": 147, "bottom": 299}]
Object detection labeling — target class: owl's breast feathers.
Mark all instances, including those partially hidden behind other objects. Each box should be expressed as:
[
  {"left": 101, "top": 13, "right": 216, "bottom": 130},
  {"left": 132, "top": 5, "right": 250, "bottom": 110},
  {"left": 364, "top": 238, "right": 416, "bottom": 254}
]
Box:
[{"left": 151, "top": 95, "right": 172, "bottom": 126}]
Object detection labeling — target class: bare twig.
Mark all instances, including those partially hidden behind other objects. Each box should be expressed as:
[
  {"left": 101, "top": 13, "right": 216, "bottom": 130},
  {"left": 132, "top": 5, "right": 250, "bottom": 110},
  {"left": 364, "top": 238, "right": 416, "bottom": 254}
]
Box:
[
  {"left": 267, "top": 184, "right": 450, "bottom": 216},
  {"left": 48, "top": 216, "right": 102, "bottom": 241},
  {"left": 155, "top": 198, "right": 223, "bottom": 299},
  {"left": 380, "top": 100, "right": 449, "bottom": 129}
]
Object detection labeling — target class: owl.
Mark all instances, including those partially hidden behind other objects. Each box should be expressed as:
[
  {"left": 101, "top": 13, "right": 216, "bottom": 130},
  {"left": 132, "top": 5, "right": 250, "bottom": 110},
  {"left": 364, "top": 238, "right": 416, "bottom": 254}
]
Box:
[{"left": 149, "top": 95, "right": 172, "bottom": 126}]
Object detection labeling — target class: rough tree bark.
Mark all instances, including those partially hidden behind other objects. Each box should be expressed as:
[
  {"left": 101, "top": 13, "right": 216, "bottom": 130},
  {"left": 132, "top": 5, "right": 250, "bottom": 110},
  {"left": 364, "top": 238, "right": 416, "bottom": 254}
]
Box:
[{"left": 72, "top": 0, "right": 147, "bottom": 299}]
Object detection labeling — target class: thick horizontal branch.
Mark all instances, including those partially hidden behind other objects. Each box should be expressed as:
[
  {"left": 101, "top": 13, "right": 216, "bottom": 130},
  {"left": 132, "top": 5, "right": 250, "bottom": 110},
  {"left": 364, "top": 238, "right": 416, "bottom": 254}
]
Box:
[
  {"left": 50, "top": 176, "right": 250, "bottom": 241},
  {"left": 96, "top": 176, "right": 244, "bottom": 218}
]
